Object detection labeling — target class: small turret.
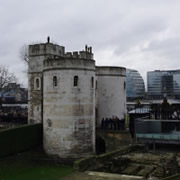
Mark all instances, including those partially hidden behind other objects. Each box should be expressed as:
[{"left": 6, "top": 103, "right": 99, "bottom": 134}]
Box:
[
  {"left": 90, "top": 46, "right": 92, "bottom": 53},
  {"left": 85, "top": 45, "right": 88, "bottom": 52},
  {"left": 47, "top": 36, "right": 50, "bottom": 43}
]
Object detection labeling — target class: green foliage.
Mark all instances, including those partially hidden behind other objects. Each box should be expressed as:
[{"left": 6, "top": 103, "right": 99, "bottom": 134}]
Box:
[{"left": 0, "top": 123, "right": 43, "bottom": 157}]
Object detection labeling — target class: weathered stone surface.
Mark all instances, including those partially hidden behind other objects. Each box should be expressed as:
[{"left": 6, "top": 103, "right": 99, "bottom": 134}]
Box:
[
  {"left": 74, "top": 145, "right": 180, "bottom": 179},
  {"left": 96, "top": 67, "right": 126, "bottom": 127},
  {"left": 122, "top": 164, "right": 142, "bottom": 175},
  {"left": 97, "top": 130, "right": 132, "bottom": 152},
  {"left": 28, "top": 73, "right": 43, "bottom": 123}
]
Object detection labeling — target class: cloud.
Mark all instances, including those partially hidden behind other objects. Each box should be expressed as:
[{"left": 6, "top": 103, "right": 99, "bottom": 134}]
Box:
[{"left": 1, "top": 0, "right": 180, "bottom": 88}]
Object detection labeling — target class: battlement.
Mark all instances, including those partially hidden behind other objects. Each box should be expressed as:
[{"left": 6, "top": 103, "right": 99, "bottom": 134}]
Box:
[
  {"left": 29, "top": 43, "right": 65, "bottom": 57},
  {"left": 65, "top": 45, "right": 93, "bottom": 60},
  {"left": 43, "top": 44, "right": 95, "bottom": 70},
  {"left": 29, "top": 41, "right": 93, "bottom": 60},
  {"left": 43, "top": 57, "right": 95, "bottom": 71}
]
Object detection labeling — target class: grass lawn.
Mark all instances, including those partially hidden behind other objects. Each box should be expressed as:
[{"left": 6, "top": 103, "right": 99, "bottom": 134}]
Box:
[
  {"left": 0, "top": 158, "right": 73, "bottom": 180},
  {"left": 0, "top": 147, "right": 73, "bottom": 180}
]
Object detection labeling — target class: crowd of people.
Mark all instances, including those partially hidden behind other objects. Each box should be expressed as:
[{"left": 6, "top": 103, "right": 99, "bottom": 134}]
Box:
[
  {"left": 0, "top": 106, "right": 28, "bottom": 124},
  {"left": 101, "top": 116, "right": 126, "bottom": 130}
]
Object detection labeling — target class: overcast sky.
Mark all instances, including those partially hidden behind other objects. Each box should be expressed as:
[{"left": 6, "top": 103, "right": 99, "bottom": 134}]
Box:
[{"left": 1, "top": 0, "right": 180, "bottom": 88}]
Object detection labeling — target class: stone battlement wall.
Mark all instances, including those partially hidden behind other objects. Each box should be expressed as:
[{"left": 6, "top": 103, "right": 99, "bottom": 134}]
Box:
[
  {"left": 43, "top": 58, "right": 95, "bottom": 71},
  {"left": 65, "top": 50, "right": 93, "bottom": 60},
  {"left": 29, "top": 43, "right": 65, "bottom": 57},
  {"left": 29, "top": 43, "right": 93, "bottom": 60}
]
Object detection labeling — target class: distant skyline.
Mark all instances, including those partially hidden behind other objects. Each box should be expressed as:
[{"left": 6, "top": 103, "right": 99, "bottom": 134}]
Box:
[{"left": 1, "top": 0, "right": 180, "bottom": 88}]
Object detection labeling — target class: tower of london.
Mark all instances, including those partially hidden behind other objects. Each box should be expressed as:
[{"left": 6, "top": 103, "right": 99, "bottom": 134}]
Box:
[{"left": 28, "top": 38, "right": 126, "bottom": 159}]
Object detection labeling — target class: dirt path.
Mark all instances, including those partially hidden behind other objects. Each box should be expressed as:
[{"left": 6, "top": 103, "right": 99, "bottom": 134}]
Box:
[{"left": 61, "top": 171, "right": 145, "bottom": 180}]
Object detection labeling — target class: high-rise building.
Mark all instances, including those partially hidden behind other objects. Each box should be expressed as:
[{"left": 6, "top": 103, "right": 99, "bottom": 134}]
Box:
[
  {"left": 126, "top": 69, "right": 145, "bottom": 100},
  {"left": 147, "top": 70, "right": 180, "bottom": 99}
]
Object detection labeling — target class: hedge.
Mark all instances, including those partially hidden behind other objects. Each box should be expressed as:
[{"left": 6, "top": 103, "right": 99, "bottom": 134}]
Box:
[{"left": 0, "top": 123, "right": 43, "bottom": 157}]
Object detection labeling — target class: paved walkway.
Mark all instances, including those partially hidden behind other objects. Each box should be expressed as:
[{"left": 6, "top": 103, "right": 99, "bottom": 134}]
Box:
[{"left": 62, "top": 171, "right": 145, "bottom": 180}]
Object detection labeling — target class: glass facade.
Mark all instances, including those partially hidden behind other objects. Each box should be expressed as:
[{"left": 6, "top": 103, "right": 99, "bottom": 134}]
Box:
[
  {"left": 126, "top": 69, "right": 145, "bottom": 100},
  {"left": 147, "top": 70, "right": 180, "bottom": 99}
]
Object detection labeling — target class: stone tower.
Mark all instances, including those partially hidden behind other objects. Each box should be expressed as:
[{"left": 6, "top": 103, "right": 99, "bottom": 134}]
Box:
[
  {"left": 28, "top": 41, "right": 95, "bottom": 159},
  {"left": 43, "top": 48, "right": 96, "bottom": 159},
  {"left": 28, "top": 41, "right": 64, "bottom": 124},
  {"left": 96, "top": 67, "right": 126, "bottom": 126},
  {"left": 28, "top": 39, "right": 126, "bottom": 159}
]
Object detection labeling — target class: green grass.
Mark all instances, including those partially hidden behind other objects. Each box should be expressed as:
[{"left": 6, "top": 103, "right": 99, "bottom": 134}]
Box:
[{"left": 0, "top": 158, "right": 73, "bottom": 180}]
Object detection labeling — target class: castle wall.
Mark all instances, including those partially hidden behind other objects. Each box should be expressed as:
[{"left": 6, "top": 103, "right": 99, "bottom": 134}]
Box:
[
  {"left": 28, "top": 43, "right": 65, "bottom": 124},
  {"left": 28, "top": 73, "right": 43, "bottom": 123},
  {"left": 28, "top": 40, "right": 127, "bottom": 159},
  {"left": 96, "top": 66, "right": 126, "bottom": 126},
  {"left": 43, "top": 58, "right": 96, "bottom": 158},
  {"left": 28, "top": 56, "right": 44, "bottom": 124},
  {"left": 29, "top": 43, "right": 65, "bottom": 57}
]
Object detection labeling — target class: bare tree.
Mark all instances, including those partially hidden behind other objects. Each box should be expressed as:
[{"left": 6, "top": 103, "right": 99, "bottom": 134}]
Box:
[
  {"left": 0, "top": 66, "right": 17, "bottom": 107},
  {"left": 19, "top": 44, "right": 29, "bottom": 64},
  {"left": 19, "top": 44, "right": 29, "bottom": 75}
]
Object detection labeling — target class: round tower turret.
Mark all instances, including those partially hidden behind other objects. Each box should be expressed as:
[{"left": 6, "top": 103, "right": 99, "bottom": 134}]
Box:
[
  {"left": 96, "top": 66, "right": 126, "bottom": 126},
  {"left": 43, "top": 56, "right": 96, "bottom": 159}
]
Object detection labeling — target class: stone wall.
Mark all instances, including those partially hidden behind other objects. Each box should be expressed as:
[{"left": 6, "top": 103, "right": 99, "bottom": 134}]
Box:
[
  {"left": 97, "top": 130, "right": 132, "bottom": 152},
  {"left": 28, "top": 73, "right": 43, "bottom": 124},
  {"left": 74, "top": 145, "right": 180, "bottom": 179},
  {"left": 74, "top": 145, "right": 144, "bottom": 172}
]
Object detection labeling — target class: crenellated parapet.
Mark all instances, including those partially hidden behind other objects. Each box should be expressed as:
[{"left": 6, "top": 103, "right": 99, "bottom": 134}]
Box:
[
  {"left": 43, "top": 45, "right": 95, "bottom": 71},
  {"left": 65, "top": 45, "right": 93, "bottom": 60},
  {"left": 29, "top": 43, "right": 65, "bottom": 57}
]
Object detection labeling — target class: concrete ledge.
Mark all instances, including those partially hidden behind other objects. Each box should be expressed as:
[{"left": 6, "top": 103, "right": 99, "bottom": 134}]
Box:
[{"left": 86, "top": 171, "right": 144, "bottom": 179}]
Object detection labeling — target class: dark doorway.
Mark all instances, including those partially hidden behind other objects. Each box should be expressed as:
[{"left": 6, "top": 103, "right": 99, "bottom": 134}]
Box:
[{"left": 96, "top": 135, "right": 106, "bottom": 155}]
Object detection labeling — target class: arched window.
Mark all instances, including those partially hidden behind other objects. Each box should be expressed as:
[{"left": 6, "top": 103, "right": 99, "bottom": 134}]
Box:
[
  {"left": 36, "top": 78, "right": 39, "bottom": 89},
  {"left": 53, "top": 76, "right": 57, "bottom": 87},
  {"left": 124, "top": 81, "right": 126, "bottom": 90},
  {"left": 91, "top": 77, "right": 94, "bottom": 88},
  {"left": 74, "top": 76, "right": 78, "bottom": 87},
  {"left": 95, "top": 80, "right": 98, "bottom": 90},
  {"left": 34, "top": 77, "right": 41, "bottom": 90}
]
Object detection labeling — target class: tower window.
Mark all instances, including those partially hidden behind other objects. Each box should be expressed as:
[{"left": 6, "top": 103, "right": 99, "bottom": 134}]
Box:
[
  {"left": 91, "top": 77, "right": 94, "bottom": 88},
  {"left": 53, "top": 76, "right": 57, "bottom": 87},
  {"left": 34, "top": 77, "right": 41, "bottom": 90},
  {"left": 124, "top": 81, "right": 126, "bottom": 90},
  {"left": 36, "top": 79, "right": 39, "bottom": 88},
  {"left": 74, "top": 76, "right": 78, "bottom": 87}
]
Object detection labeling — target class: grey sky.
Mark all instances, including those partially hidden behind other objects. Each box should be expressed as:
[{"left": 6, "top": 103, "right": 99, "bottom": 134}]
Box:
[{"left": 1, "top": 0, "right": 180, "bottom": 88}]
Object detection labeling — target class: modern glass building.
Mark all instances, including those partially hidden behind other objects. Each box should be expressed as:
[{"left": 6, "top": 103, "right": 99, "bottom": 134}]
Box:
[
  {"left": 126, "top": 69, "right": 145, "bottom": 100},
  {"left": 147, "top": 70, "right": 180, "bottom": 99}
]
